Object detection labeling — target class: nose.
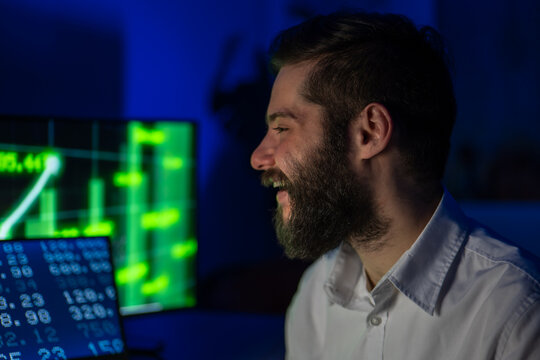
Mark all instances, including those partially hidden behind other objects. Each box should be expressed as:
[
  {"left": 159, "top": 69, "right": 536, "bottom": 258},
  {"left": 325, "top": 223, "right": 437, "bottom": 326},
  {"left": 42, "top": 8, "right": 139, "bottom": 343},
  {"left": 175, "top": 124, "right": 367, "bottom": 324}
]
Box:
[{"left": 250, "top": 134, "right": 275, "bottom": 171}]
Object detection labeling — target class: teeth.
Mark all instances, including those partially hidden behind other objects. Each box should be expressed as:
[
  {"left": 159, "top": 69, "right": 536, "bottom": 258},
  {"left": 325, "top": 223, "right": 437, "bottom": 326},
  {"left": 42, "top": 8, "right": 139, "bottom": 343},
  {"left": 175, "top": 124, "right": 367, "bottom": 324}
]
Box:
[{"left": 273, "top": 181, "right": 284, "bottom": 188}]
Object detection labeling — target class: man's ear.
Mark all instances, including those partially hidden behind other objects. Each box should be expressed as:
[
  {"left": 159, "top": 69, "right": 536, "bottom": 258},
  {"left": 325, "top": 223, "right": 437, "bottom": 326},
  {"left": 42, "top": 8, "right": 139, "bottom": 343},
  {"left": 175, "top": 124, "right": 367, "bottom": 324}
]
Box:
[{"left": 350, "top": 103, "right": 393, "bottom": 160}]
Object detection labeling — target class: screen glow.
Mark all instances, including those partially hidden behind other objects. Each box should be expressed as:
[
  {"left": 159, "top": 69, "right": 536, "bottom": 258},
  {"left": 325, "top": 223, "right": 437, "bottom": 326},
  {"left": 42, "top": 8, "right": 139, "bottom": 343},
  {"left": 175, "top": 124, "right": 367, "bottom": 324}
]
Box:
[{"left": 0, "top": 117, "right": 197, "bottom": 314}]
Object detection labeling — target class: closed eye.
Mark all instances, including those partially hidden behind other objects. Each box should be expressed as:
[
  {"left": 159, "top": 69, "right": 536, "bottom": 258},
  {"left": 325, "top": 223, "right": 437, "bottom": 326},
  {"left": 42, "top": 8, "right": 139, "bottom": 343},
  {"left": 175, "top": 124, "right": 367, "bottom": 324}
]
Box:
[{"left": 272, "top": 126, "right": 288, "bottom": 134}]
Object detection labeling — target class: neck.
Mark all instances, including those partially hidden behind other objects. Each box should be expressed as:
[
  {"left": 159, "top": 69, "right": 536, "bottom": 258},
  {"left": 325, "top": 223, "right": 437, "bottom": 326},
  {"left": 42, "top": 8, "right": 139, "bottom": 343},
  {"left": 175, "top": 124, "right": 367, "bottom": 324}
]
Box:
[{"left": 352, "top": 182, "right": 443, "bottom": 292}]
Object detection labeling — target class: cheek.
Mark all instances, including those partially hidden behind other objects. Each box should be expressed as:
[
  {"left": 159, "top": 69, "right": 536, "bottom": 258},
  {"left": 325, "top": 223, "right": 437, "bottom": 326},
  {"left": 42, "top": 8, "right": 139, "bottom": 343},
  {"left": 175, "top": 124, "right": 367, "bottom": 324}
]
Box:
[
  {"left": 274, "top": 136, "right": 312, "bottom": 168},
  {"left": 274, "top": 150, "right": 300, "bottom": 182},
  {"left": 273, "top": 141, "right": 293, "bottom": 169}
]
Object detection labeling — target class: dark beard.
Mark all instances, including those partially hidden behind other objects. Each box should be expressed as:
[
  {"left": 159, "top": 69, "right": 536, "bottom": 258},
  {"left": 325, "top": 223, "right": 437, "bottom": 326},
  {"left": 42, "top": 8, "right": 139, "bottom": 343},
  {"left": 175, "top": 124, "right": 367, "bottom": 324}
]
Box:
[{"left": 264, "top": 139, "right": 389, "bottom": 261}]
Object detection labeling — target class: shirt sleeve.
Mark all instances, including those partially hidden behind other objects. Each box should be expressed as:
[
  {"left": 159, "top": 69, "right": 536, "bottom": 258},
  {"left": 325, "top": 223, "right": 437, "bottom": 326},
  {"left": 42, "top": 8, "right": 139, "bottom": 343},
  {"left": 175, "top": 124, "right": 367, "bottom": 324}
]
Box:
[{"left": 499, "top": 295, "right": 540, "bottom": 360}]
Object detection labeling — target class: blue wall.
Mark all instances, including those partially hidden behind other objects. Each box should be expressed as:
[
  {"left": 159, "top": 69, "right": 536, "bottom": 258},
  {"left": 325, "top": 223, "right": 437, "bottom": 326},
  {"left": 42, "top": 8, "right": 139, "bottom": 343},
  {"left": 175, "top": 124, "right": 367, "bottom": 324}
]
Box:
[
  {"left": 440, "top": 0, "right": 540, "bottom": 200},
  {"left": 0, "top": 0, "right": 538, "bottom": 299}
]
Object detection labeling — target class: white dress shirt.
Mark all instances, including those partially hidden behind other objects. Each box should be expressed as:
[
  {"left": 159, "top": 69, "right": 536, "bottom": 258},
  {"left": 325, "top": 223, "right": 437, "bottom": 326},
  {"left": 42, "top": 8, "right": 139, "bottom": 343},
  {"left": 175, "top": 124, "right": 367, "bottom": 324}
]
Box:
[{"left": 285, "top": 191, "right": 540, "bottom": 359}]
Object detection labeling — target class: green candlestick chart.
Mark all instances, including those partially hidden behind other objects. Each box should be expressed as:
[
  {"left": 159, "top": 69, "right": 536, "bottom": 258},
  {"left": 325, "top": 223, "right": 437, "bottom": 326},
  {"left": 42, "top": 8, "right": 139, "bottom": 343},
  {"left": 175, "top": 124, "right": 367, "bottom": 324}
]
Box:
[{"left": 0, "top": 118, "right": 197, "bottom": 314}]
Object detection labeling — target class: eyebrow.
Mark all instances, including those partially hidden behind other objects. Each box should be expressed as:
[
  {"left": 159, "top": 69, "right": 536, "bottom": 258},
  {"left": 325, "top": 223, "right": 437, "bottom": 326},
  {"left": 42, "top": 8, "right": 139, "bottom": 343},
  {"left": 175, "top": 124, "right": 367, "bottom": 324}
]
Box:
[{"left": 266, "top": 111, "right": 298, "bottom": 125}]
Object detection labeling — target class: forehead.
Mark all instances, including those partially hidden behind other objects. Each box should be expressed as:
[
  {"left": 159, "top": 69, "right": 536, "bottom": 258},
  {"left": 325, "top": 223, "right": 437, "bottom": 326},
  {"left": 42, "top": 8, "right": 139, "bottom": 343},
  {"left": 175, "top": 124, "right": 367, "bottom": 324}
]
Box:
[
  {"left": 267, "top": 62, "right": 316, "bottom": 117},
  {"left": 273, "top": 62, "right": 312, "bottom": 95}
]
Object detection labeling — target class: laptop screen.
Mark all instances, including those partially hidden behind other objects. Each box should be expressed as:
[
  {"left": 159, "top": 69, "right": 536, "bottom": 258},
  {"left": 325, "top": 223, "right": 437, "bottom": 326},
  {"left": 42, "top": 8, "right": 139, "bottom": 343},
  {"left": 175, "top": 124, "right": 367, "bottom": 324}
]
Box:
[{"left": 0, "top": 236, "right": 127, "bottom": 360}]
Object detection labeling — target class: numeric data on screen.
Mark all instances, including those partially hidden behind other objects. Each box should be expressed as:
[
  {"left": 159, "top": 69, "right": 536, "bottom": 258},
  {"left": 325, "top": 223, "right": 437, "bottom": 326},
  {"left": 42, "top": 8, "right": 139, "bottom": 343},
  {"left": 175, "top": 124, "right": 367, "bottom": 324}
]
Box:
[{"left": 0, "top": 237, "right": 124, "bottom": 359}]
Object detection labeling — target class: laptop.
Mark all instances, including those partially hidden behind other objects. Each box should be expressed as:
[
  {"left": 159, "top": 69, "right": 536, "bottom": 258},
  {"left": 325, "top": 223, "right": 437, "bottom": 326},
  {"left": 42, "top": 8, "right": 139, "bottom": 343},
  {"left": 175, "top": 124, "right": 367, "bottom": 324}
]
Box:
[{"left": 0, "top": 236, "right": 128, "bottom": 360}]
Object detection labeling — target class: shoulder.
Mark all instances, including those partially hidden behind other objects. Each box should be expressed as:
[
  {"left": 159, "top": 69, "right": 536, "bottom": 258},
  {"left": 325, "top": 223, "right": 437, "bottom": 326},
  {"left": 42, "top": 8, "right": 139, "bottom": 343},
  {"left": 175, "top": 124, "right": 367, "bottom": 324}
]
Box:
[
  {"left": 497, "top": 289, "right": 540, "bottom": 359},
  {"left": 463, "top": 219, "right": 540, "bottom": 290},
  {"left": 455, "top": 220, "right": 540, "bottom": 357}
]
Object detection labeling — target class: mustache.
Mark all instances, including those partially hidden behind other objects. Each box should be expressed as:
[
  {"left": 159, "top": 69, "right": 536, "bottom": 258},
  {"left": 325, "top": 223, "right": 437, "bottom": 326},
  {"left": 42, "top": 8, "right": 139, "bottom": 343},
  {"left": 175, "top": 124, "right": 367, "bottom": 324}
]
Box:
[{"left": 261, "top": 168, "right": 291, "bottom": 188}]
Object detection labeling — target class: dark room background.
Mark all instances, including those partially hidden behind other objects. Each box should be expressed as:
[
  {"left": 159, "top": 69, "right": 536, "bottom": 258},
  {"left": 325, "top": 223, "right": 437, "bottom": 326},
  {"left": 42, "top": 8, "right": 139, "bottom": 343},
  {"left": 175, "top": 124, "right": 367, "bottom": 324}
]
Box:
[{"left": 1, "top": 0, "right": 539, "bottom": 316}]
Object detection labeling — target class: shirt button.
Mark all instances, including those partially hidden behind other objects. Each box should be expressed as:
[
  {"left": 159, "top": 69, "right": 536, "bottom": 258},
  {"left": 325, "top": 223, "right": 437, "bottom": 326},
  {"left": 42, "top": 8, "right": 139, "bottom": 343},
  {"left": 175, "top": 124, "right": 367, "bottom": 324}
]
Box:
[{"left": 370, "top": 316, "right": 382, "bottom": 326}]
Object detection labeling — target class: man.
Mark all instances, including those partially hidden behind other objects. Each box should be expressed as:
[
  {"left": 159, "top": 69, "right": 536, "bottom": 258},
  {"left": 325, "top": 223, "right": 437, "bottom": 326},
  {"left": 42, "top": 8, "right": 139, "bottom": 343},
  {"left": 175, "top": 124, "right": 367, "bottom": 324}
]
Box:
[{"left": 250, "top": 12, "right": 540, "bottom": 360}]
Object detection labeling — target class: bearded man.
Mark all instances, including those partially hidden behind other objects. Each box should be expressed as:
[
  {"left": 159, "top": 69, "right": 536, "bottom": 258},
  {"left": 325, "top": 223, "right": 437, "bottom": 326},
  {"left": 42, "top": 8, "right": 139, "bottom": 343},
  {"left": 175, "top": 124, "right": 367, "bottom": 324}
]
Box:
[{"left": 250, "top": 11, "right": 540, "bottom": 360}]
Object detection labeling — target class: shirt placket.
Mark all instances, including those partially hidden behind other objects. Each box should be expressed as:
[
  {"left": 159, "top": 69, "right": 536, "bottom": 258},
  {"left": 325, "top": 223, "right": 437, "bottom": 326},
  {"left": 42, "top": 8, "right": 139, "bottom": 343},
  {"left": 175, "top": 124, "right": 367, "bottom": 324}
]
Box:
[
  {"left": 353, "top": 282, "right": 393, "bottom": 360},
  {"left": 363, "top": 307, "right": 388, "bottom": 360}
]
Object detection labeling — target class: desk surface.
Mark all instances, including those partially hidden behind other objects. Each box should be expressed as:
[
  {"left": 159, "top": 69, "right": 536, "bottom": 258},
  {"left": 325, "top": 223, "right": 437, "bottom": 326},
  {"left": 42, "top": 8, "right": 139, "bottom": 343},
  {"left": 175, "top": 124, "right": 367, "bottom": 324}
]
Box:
[{"left": 124, "top": 310, "right": 285, "bottom": 359}]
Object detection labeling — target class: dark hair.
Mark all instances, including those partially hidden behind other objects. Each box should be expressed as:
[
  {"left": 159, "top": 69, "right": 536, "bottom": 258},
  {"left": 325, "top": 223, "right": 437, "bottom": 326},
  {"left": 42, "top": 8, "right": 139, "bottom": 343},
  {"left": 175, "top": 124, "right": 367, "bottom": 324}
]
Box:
[{"left": 270, "top": 12, "right": 456, "bottom": 182}]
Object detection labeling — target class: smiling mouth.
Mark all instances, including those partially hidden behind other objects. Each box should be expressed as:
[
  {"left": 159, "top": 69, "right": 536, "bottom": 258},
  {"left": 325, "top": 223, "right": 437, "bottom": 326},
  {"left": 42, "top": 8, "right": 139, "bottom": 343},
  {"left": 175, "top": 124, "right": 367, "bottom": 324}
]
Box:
[
  {"left": 261, "top": 171, "right": 291, "bottom": 219},
  {"left": 261, "top": 170, "right": 291, "bottom": 199},
  {"left": 272, "top": 180, "right": 285, "bottom": 189},
  {"left": 272, "top": 180, "right": 292, "bottom": 202},
  {"left": 273, "top": 181, "right": 290, "bottom": 205}
]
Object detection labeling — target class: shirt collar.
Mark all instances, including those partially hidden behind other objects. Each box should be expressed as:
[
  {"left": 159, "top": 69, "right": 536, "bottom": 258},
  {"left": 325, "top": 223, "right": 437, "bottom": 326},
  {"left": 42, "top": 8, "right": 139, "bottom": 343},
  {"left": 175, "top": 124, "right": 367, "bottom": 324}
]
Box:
[
  {"left": 387, "top": 190, "right": 470, "bottom": 315},
  {"left": 324, "top": 190, "right": 470, "bottom": 315},
  {"left": 323, "top": 241, "right": 364, "bottom": 308}
]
